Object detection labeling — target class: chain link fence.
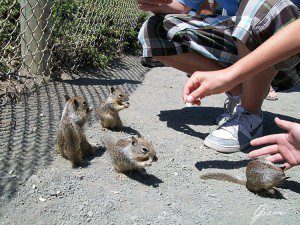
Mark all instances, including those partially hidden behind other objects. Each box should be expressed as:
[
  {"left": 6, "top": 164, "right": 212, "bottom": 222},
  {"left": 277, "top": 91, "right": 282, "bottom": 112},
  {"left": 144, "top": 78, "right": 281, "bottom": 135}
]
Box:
[
  {"left": 0, "top": 0, "right": 147, "bottom": 104},
  {"left": 0, "top": 0, "right": 150, "bottom": 201}
]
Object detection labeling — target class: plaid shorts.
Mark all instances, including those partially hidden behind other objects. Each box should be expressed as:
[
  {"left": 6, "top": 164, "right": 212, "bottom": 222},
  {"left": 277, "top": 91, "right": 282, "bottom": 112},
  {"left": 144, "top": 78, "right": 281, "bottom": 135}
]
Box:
[{"left": 138, "top": 0, "right": 300, "bottom": 90}]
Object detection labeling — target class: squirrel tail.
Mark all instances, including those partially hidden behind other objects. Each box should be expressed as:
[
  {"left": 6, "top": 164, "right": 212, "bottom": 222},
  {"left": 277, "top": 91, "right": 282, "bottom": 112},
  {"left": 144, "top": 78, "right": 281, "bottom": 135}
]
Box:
[{"left": 201, "top": 173, "right": 246, "bottom": 186}]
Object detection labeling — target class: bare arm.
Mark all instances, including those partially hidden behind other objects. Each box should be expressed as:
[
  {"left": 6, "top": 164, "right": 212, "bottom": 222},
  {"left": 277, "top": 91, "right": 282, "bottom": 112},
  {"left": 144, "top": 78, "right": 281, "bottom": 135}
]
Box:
[
  {"left": 138, "top": 0, "right": 191, "bottom": 14},
  {"left": 228, "top": 19, "right": 300, "bottom": 88},
  {"left": 183, "top": 19, "right": 300, "bottom": 103}
]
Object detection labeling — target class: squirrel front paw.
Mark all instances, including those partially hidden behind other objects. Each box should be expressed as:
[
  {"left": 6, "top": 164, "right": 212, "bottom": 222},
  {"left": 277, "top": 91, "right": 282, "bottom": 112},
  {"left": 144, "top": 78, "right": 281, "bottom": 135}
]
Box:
[
  {"left": 124, "top": 102, "right": 130, "bottom": 108},
  {"left": 116, "top": 173, "right": 127, "bottom": 181}
]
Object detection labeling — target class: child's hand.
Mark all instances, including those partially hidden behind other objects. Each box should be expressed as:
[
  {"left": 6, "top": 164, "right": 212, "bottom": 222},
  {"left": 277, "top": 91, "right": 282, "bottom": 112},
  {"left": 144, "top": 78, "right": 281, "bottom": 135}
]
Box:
[
  {"left": 137, "top": 0, "right": 172, "bottom": 11},
  {"left": 182, "top": 68, "right": 233, "bottom": 105},
  {"left": 249, "top": 118, "right": 300, "bottom": 169}
]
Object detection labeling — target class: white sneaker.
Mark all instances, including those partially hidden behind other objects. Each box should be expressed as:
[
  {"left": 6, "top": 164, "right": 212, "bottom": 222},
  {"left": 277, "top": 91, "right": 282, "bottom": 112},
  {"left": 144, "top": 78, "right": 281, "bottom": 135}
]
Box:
[
  {"left": 216, "top": 93, "right": 241, "bottom": 126},
  {"left": 205, "top": 105, "right": 263, "bottom": 153}
]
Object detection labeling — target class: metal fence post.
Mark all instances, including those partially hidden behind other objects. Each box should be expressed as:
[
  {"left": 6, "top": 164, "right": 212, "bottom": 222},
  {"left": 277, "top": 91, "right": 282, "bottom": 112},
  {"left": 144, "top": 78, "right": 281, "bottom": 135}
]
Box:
[{"left": 20, "top": 0, "right": 52, "bottom": 77}]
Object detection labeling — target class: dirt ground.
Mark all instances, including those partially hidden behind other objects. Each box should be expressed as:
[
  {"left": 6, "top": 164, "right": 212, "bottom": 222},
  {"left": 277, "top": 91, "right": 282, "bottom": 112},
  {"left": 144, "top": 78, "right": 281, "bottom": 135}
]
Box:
[{"left": 1, "top": 66, "right": 300, "bottom": 225}]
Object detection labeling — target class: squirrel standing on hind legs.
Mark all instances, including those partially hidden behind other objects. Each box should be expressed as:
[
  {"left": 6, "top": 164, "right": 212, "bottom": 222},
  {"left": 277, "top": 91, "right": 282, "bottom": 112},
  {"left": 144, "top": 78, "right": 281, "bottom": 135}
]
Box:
[
  {"left": 57, "top": 95, "right": 95, "bottom": 167},
  {"left": 97, "top": 86, "right": 130, "bottom": 130}
]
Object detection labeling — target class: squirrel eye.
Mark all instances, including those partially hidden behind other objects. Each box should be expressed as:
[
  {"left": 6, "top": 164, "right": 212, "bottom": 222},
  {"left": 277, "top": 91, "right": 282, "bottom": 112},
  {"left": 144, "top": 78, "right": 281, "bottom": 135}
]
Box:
[
  {"left": 83, "top": 101, "right": 86, "bottom": 105},
  {"left": 119, "top": 94, "right": 123, "bottom": 97},
  {"left": 141, "top": 147, "right": 148, "bottom": 154}
]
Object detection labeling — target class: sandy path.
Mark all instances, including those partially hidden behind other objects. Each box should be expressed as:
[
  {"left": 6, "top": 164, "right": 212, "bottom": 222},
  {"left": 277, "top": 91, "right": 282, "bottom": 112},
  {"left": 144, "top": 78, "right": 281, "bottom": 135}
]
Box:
[{"left": 1, "top": 66, "right": 299, "bottom": 225}]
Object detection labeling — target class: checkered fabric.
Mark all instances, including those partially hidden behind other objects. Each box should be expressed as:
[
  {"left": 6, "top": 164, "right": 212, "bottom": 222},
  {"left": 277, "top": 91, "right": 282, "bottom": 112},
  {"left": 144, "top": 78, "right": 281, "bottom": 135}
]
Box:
[{"left": 138, "top": 0, "right": 300, "bottom": 89}]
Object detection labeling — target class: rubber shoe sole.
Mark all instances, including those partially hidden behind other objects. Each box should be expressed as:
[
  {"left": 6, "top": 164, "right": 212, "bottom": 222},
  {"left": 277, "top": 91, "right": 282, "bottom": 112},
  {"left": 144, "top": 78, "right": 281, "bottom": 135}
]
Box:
[
  {"left": 204, "top": 138, "right": 250, "bottom": 153},
  {"left": 204, "top": 125, "right": 263, "bottom": 153}
]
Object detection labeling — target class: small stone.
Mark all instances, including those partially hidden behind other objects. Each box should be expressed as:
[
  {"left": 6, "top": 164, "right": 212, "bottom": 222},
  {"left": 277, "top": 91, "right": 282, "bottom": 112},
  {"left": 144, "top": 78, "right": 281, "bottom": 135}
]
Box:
[
  {"left": 75, "top": 172, "right": 84, "bottom": 180},
  {"left": 32, "top": 185, "right": 37, "bottom": 189},
  {"left": 28, "top": 175, "right": 40, "bottom": 185},
  {"left": 49, "top": 190, "right": 58, "bottom": 196},
  {"left": 39, "top": 197, "right": 47, "bottom": 202},
  {"left": 87, "top": 211, "right": 93, "bottom": 217},
  {"left": 208, "top": 194, "right": 217, "bottom": 198}
]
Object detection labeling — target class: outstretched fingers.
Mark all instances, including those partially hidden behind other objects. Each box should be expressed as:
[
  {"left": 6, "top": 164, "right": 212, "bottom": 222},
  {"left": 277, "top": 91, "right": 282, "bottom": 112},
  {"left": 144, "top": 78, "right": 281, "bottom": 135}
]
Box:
[
  {"left": 266, "top": 153, "right": 284, "bottom": 163},
  {"left": 275, "top": 117, "right": 295, "bottom": 131},
  {"left": 248, "top": 144, "right": 279, "bottom": 158},
  {"left": 283, "top": 162, "right": 292, "bottom": 170},
  {"left": 250, "top": 134, "right": 281, "bottom": 146}
]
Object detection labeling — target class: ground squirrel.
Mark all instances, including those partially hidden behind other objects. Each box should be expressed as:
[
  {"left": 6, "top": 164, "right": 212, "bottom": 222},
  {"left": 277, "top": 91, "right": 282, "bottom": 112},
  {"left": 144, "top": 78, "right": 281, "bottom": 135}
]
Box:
[
  {"left": 201, "top": 159, "right": 288, "bottom": 194},
  {"left": 105, "top": 136, "right": 158, "bottom": 178},
  {"left": 57, "top": 95, "right": 95, "bottom": 167},
  {"left": 97, "top": 86, "right": 129, "bottom": 130}
]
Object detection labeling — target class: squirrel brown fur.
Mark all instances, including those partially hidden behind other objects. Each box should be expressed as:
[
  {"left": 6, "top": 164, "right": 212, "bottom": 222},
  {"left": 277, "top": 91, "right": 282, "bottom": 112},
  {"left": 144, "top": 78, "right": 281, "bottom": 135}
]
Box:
[
  {"left": 105, "top": 136, "right": 158, "bottom": 176},
  {"left": 97, "top": 86, "right": 129, "bottom": 130},
  {"left": 56, "top": 95, "right": 95, "bottom": 167},
  {"left": 201, "top": 159, "right": 288, "bottom": 194}
]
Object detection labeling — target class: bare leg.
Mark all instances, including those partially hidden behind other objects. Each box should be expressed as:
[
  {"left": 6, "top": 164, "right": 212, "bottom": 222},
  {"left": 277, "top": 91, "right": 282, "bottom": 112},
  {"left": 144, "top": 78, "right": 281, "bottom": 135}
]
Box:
[
  {"left": 155, "top": 52, "right": 224, "bottom": 74},
  {"left": 155, "top": 52, "right": 242, "bottom": 95},
  {"left": 237, "top": 41, "right": 278, "bottom": 114}
]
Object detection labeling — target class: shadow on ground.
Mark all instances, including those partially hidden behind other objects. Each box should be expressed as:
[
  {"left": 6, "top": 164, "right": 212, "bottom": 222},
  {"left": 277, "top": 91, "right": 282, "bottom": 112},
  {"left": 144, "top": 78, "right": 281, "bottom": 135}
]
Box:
[
  {"left": 158, "top": 107, "right": 223, "bottom": 140},
  {"left": 0, "top": 55, "right": 149, "bottom": 202},
  {"left": 195, "top": 159, "right": 251, "bottom": 171},
  {"left": 280, "top": 179, "right": 300, "bottom": 194},
  {"left": 158, "top": 106, "right": 300, "bottom": 140},
  {"left": 127, "top": 171, "right": 163, "bottom": 188}
]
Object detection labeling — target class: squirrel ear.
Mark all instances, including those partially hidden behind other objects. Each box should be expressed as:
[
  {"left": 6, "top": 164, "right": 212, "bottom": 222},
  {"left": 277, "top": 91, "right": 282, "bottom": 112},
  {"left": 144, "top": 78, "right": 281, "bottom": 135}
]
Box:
[
  {"left": 73, "top": 98, "right": 79, "bottom": 109},
  {"left": 131, "top": 136, "right": 137, "bottom": 146},
  {"left": 65, "top": 95, "right": 70, "bottom": 101},
  {"left": 110, "top": 86, "right": 115, "bottom": 94}
]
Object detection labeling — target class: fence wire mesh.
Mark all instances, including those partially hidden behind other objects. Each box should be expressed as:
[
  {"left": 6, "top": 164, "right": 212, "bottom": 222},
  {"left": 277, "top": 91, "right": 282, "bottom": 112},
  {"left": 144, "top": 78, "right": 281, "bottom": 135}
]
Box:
[
  {"left": 0, "top": 0, "right": 147, "bottom": 103},
  {"left": 0, "top": 0, "right": 150, "bottom": 202}
]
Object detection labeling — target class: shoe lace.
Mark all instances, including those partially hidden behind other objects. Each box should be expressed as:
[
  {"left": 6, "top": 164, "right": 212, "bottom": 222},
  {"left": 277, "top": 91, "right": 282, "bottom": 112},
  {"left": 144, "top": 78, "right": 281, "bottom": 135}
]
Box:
[
  {"left": 221, "top": 108, "right": 253, "bottom": 136},
  {"left": 223, "top": 98, "right": 230, "bottom": 114},
  {"left": 223, "top": 96, "right": 239, "bottom": 115}
]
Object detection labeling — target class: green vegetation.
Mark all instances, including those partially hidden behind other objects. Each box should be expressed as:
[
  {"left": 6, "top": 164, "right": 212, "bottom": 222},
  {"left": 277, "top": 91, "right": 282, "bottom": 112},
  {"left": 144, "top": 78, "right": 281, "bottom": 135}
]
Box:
[
  {"left": 0, "top": 0, "right": 20, "bottom": 78},
  {"left": 0, "top": 0, "right": 148, "bottom": 76}
]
